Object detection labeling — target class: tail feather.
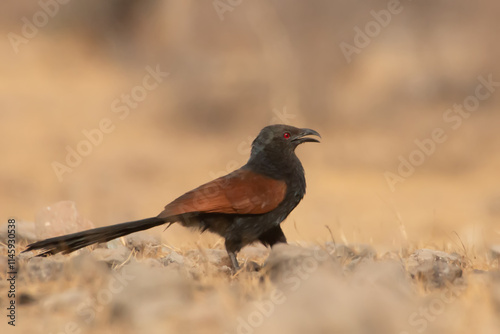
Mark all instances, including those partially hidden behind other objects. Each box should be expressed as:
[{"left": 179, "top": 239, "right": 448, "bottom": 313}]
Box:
[{"left": 23, "top": 217, "right": 166, "bottom": 256}]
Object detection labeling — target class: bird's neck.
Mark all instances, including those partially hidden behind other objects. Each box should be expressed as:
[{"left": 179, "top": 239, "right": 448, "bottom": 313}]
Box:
[{"left": 245, "top": 149, "right": 305, "bottom": 184}]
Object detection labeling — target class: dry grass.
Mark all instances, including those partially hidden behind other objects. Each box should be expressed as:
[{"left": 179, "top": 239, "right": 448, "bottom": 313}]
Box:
[{"left": 1, "top": 238, "right": 499, "bottom": 334}]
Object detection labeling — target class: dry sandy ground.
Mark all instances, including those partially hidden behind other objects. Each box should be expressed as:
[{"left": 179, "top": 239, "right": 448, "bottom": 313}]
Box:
[{"left": 1, "top": 230, "right": 500, "bottom": 334}]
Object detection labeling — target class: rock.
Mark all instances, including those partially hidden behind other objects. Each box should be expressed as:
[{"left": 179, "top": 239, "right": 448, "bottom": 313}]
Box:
[
  {"left": 95, "top": 238, "right": 122, "bottom": 250},
  {"left": 406, "top": 249, "right": 463, "bottom": 288},
  {"left": 355, "top": 244, "right": 377, "bottom": 260},
  {"left": 34, "top": 201, "right": 94, "bottom": 240},
  {"left": 160, "top": 251, "right": 185, "bottom": 266},
  {"left": 124, "top": 233, "right": 160, "bottom": 256},
  {"left": 17, "top": 251, "right": 34, "bottom": 261},
  {"left": 325, "top": 242, "right": 355, "bottom": 259},
  {"left": 0, "top": 220, "right": 38, "bottom": 243},
  {"left": 324, "top": 243, "right": 377, "bottom": 271}
]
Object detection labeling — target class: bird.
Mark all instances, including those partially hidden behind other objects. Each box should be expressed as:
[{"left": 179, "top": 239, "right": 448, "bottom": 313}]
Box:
[{"left": 23, "top": 124, "right": 320, "bottom": 270}]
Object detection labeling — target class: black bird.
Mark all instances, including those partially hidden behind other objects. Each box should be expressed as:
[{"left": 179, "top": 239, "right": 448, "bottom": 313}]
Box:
[{"left": 23, "top": 124, "right": 320, "bottom": 270}]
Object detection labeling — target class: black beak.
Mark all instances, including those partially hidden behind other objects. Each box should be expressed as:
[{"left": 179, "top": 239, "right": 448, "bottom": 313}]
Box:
[{"left": 292, "top": 128, "right": 321, "bottom": 144}]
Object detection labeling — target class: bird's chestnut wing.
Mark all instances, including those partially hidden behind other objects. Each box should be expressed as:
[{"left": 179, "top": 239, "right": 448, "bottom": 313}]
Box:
[{"left": 158, "top": 169, "right": 287, "bottom": 217}]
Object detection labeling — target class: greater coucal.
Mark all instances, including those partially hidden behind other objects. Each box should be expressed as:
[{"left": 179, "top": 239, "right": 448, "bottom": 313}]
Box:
[{"left": 23, "top": 124, "right": 320, "bottom": 270}]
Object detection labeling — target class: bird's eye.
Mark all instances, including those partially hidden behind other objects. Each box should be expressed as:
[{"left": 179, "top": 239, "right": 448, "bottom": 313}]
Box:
[{"left": 283, "top": 132, "right": 291, "bottom": 139}]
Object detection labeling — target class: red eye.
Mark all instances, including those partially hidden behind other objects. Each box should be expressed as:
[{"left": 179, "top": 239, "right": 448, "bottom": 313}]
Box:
[{"left": 283, "top": 132, "right": 291, "bottom": 139}]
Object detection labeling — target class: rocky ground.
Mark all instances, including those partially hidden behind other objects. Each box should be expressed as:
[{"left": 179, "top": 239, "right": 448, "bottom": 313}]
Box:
[{"left": 1, "top": 218, "right": 500, "bottom": 334}]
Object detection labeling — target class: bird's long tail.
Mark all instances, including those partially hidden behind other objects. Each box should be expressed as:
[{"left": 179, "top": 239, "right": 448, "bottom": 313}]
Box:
[{"left": 23, "top": 217, "right": 167, "bottom": 256}]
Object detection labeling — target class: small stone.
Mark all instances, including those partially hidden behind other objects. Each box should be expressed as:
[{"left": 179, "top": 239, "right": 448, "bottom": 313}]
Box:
[
  {"left": 407, "top": 249, "right": 463, "bottom": 288},
  {"left": 326, "top": 243, "right": 356, "bottom": 259},
  {"left": 160, "top": 251, "right": 185, "bottom": 266},
  {"left": 324, "top": 243, "right": 377, "bottom": 271},
  {"left": 354, "top": 244, "right": 377, "bottom": 260},
  {"left": 125, "top": 233, "right": 160, "bottom": 256},
  {"left": 98, "top": 238, "right": 122, "bottom": 249},
  {"left": 17, "top": 251, "right": 34, "bottom": 261}
]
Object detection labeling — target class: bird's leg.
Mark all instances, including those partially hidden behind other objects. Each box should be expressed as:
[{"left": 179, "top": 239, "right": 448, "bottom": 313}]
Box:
[
  {"left": 225, "top": 239, "right": 241, "bottom": 272},
  {"left": 228, "top": 251, "right": 240, "bottom": 271}
]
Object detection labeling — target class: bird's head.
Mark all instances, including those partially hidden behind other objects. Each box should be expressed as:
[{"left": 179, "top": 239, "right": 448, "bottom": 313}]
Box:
[{"left": 250, "top": 124, "right": 321, "bottom": 158}]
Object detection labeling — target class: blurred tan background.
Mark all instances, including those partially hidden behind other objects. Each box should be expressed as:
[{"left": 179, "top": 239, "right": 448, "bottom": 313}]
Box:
[{"left": 1, "top": 0, "right": 500, "bottom": 253}]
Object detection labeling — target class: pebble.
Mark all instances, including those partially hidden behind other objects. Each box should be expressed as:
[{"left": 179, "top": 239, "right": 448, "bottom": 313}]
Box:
[
  {"left": 160, "top": 250, "right": 185, "bottom": 266},
  {"left": 407, "top": 249, "right": 463, "bottom": 288},
  {"left": 125, "top": 233, "right": 160, "bottom": 256}
]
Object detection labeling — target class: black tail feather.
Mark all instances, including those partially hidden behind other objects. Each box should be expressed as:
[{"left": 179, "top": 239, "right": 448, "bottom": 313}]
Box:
[{"left": 23, "top": 217, "right": 166, "bottom": 256}]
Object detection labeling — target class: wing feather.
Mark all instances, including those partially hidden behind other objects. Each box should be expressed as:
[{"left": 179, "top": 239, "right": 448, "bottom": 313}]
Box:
[{"left": 158, "top": 169, "right": 286, "bottom": 218}]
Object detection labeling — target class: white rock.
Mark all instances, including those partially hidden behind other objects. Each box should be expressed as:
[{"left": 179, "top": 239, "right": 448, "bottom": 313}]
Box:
[{"left": 407, "top": 249, "right": 463, "bottom": 287}]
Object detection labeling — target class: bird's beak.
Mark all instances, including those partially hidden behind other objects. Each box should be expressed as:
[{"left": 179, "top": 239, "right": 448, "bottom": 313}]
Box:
[{"left": 293, "top": 128, "right": 321, "bottom": 144}]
